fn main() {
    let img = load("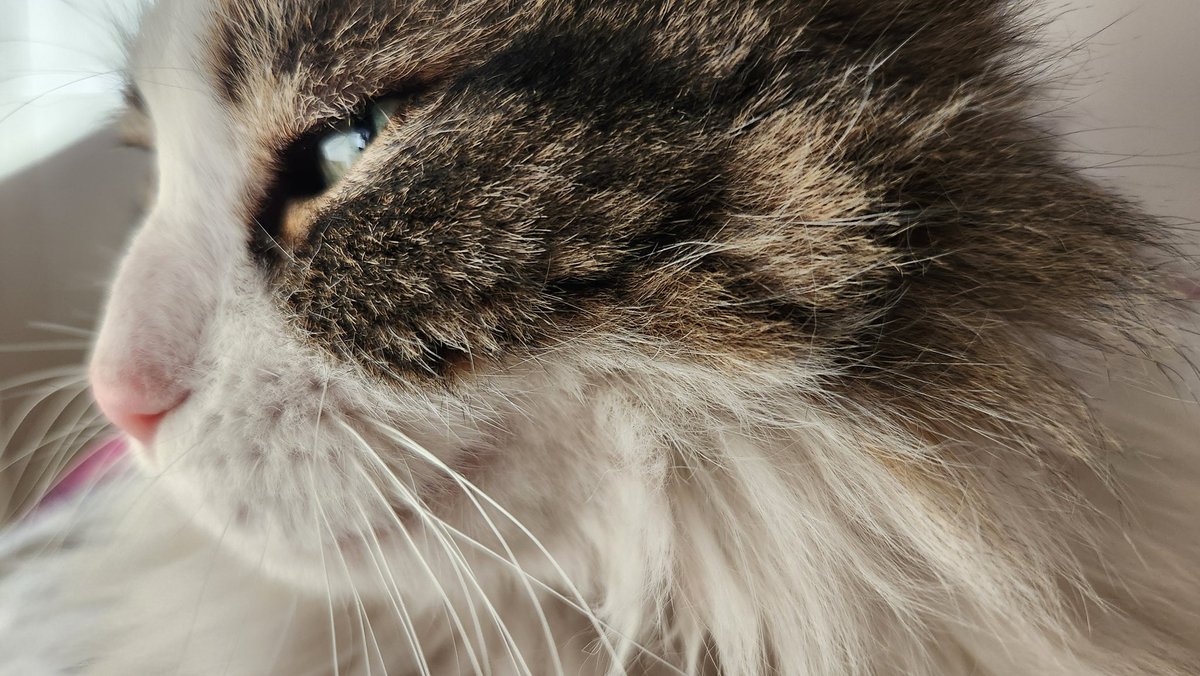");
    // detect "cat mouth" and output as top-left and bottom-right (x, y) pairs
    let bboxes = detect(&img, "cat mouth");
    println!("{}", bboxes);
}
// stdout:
(141, 381), (500, 562)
